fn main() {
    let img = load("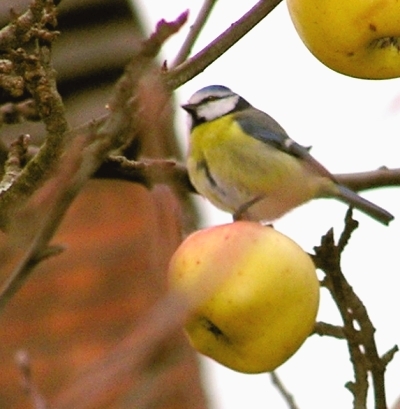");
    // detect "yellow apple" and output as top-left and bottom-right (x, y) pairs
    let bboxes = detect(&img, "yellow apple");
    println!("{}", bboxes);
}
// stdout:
(286, 0), (400, 79)
(168, 221), (319, 373)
